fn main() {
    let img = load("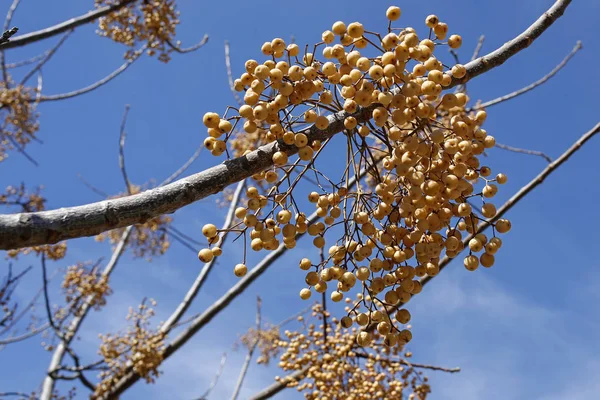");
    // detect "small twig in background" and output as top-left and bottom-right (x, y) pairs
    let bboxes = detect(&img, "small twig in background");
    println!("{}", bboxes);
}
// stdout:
(470, 35), (485, 61)
(224, 41), (243, 106)
(166, 34), (209, 54)
(494, 142), (553, 163)
(231, 296), (262, 400)
(194, 353), (228, 400)
(118, 105), (133, 194)
(20, 31), (72, 85)
(471, 41), (582, 111)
